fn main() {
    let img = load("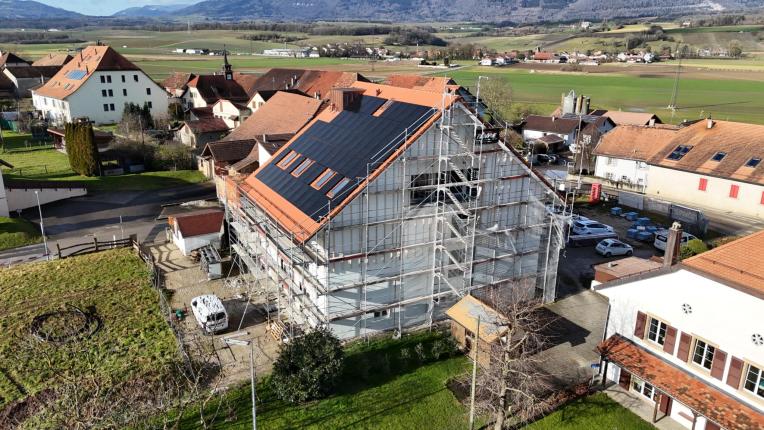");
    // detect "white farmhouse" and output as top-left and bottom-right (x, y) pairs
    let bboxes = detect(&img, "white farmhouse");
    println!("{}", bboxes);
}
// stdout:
(593, 124), (679, 192)
(168, 210), (224, 256)
(594, 229), (764, 430)
(32, 46), (169, 125)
